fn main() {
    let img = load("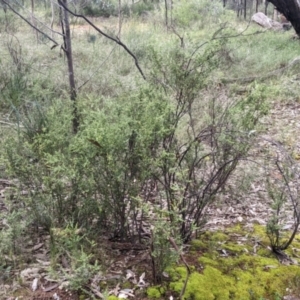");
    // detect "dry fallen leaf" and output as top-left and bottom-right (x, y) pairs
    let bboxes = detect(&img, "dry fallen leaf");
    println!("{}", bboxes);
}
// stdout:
(126, 269), (135, 280)
(31, 278), (38, 292)
(32, 242), (44, 252)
